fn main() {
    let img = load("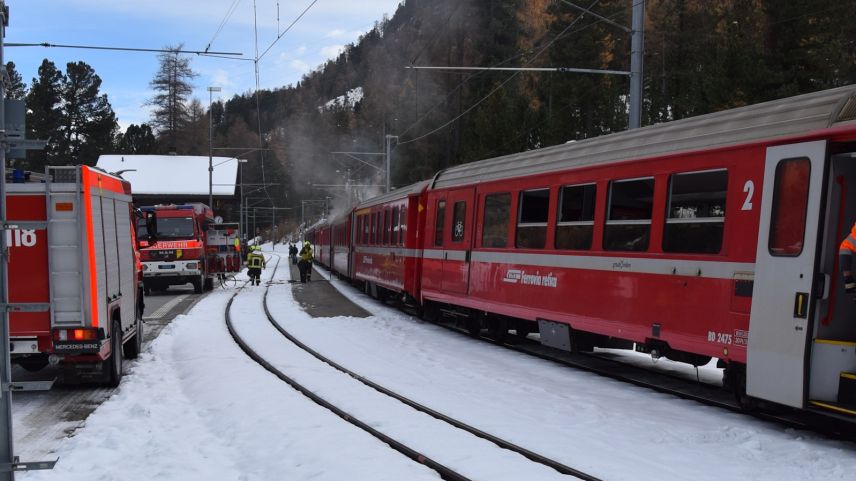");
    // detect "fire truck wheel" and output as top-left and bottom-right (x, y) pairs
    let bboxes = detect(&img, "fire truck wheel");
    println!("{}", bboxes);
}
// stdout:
(104, 320), (123, 387)
(204, 276), (214, 291)
(124, 320), (143, 360)
(192, 275), (204, 294)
